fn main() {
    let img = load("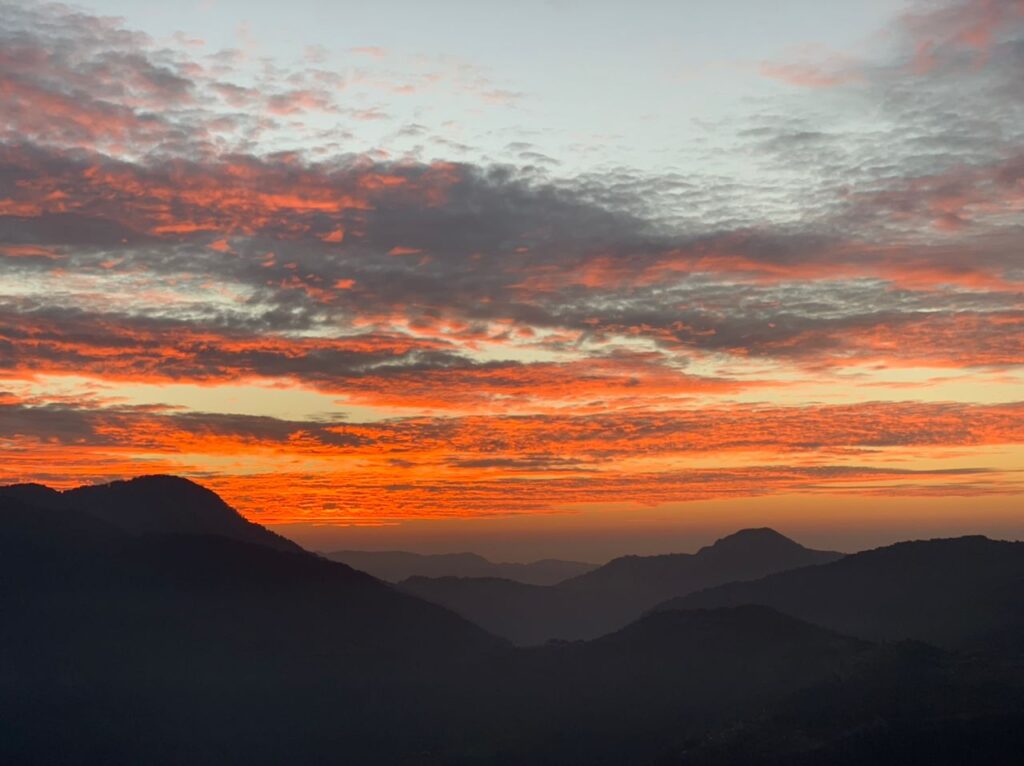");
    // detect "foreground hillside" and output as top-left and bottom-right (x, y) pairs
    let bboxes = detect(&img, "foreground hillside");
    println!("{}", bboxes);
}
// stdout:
(3, 476), (1024, 765)
(1, 477), (503, 764)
